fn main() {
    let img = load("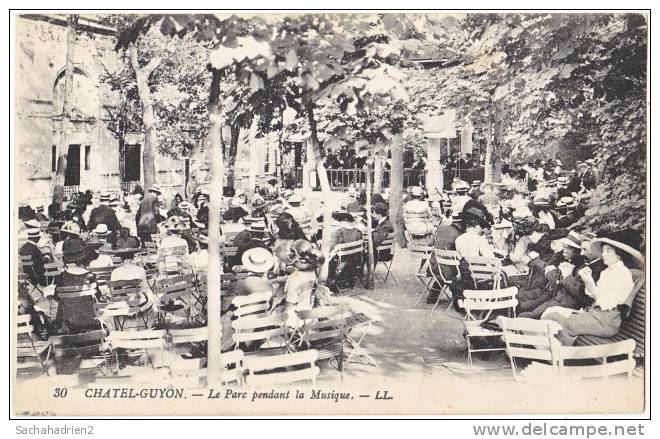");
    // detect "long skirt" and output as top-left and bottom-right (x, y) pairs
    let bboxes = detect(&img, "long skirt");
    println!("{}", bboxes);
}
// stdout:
(542, 307), (622, 345)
